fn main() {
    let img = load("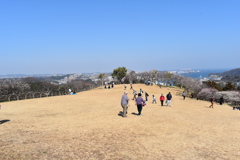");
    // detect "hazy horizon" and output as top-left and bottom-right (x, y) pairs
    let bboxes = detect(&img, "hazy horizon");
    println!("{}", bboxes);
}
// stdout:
(0, 67), (235, 76)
